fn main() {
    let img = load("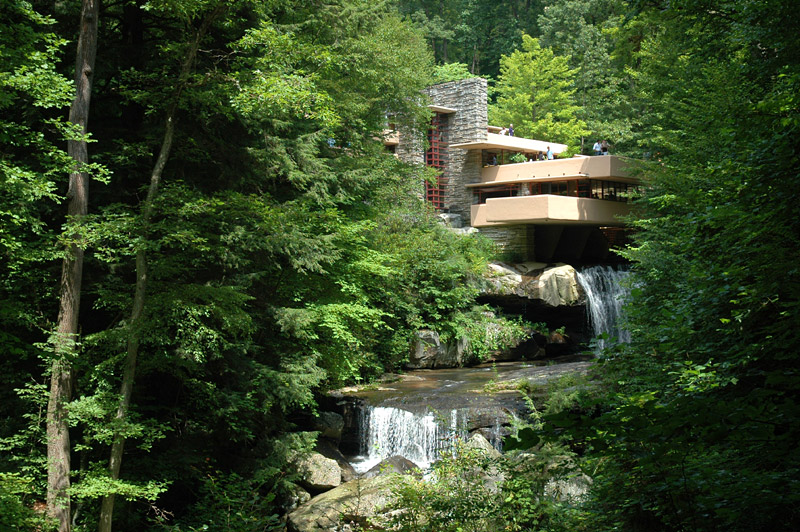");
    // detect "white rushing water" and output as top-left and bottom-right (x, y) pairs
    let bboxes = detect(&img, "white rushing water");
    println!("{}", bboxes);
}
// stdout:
(576, 265), (631, 350)
(352, 406), (468, 473)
